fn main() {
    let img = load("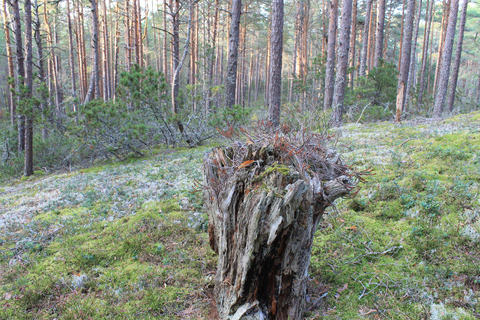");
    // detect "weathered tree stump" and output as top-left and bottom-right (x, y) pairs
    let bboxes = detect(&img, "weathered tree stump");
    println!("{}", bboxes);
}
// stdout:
(203, 129), (356, 319)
